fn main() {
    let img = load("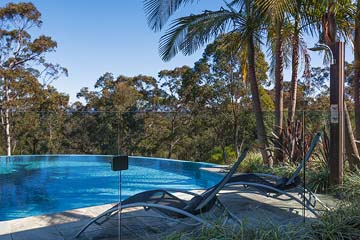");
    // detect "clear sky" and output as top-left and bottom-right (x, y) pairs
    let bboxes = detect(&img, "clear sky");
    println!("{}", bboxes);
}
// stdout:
(1, 0), (354, 103)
